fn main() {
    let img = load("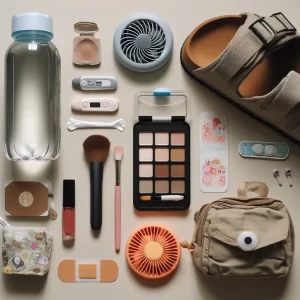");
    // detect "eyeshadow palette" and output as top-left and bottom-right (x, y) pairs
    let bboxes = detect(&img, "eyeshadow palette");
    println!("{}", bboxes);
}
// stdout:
(133, 89), (190, 211)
